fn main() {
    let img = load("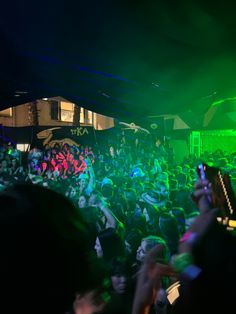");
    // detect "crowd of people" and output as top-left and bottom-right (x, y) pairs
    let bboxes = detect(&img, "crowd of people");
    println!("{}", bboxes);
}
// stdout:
(0, 137), (236, 314)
